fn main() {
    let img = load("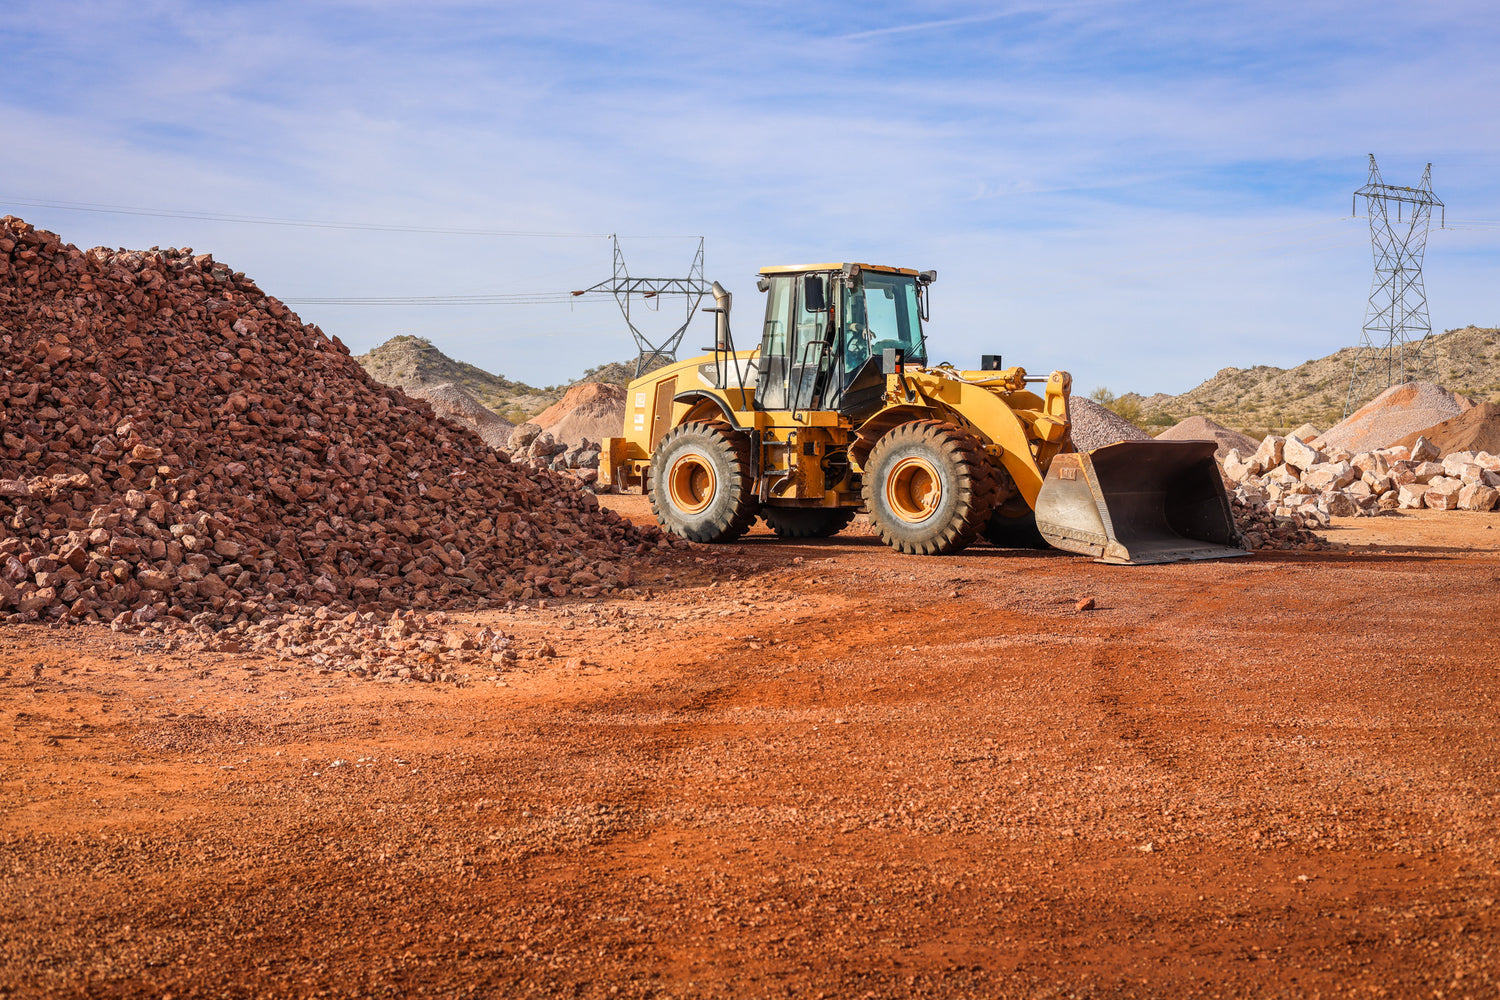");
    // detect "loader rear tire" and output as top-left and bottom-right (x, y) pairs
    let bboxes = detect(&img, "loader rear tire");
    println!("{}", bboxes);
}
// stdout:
(648, 421), (759, 543)
(863, 420), (998, 555)
(761, 507), (858, 539)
